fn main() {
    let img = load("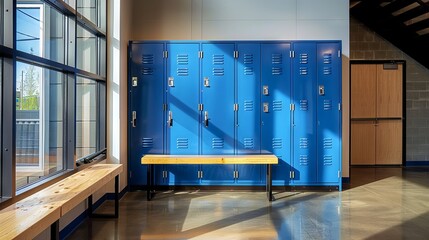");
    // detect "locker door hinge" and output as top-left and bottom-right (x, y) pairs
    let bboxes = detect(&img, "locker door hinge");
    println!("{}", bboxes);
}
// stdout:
(290, 104), (295, 111)
(338, 103), (342, 111)
(163, 104), (167, 111)
(163, 170), (168, 179)
(199, 51), (203, 59)
(338, 50), (341, 58)
(198, 104), (204, 111)
(290, 51), (295, 58)
(129, 171), (132, 178)
(234, 51), (239, 59)
(163, 51), (168, 58)
(234, 104), (239, 111)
